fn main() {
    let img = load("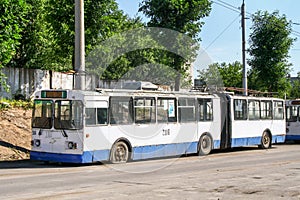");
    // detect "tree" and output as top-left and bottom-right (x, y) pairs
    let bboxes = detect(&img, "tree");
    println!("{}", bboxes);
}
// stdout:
(248, 11), (295, 97)
(139, 0), (212, 90)
(289, 72), (300, 99)
(45, 0), (140, 72)
(0, 0), (30, 90)
(7, 0), (54, 70)
(197, 61), (243, 89)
